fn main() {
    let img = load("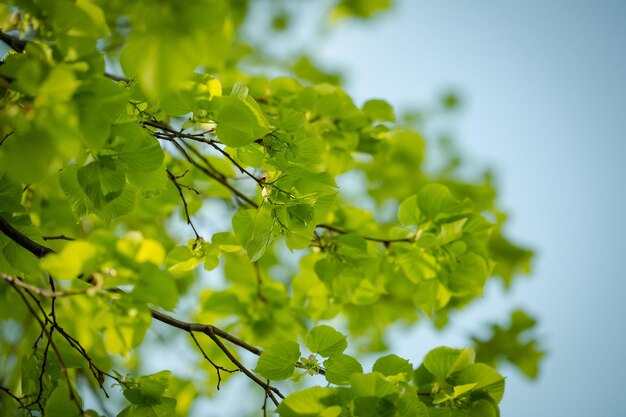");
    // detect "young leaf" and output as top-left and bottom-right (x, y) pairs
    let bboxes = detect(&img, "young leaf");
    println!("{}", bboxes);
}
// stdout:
(423, 347), (476, 380)
(305, 325), (348, 358)
(372, 354), (413, 381)
(254, 341), (300, 380)
(323, 354), (363, 385)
